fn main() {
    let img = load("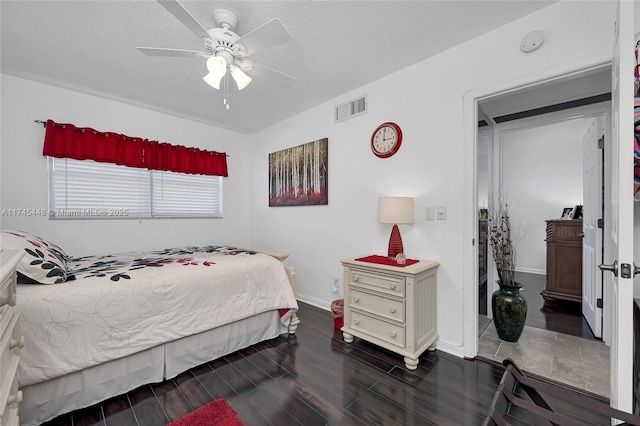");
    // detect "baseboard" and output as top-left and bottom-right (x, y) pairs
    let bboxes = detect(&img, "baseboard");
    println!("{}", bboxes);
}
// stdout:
(434, 340), (465, 359)
(295, 293), (331, 311)
(515, 267), (545, 276)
